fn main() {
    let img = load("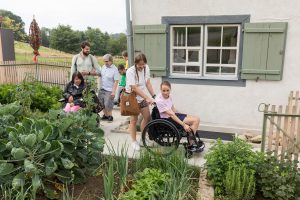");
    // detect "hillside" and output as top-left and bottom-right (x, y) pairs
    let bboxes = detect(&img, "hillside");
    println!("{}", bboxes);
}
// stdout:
(14, 41), (73, 62)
